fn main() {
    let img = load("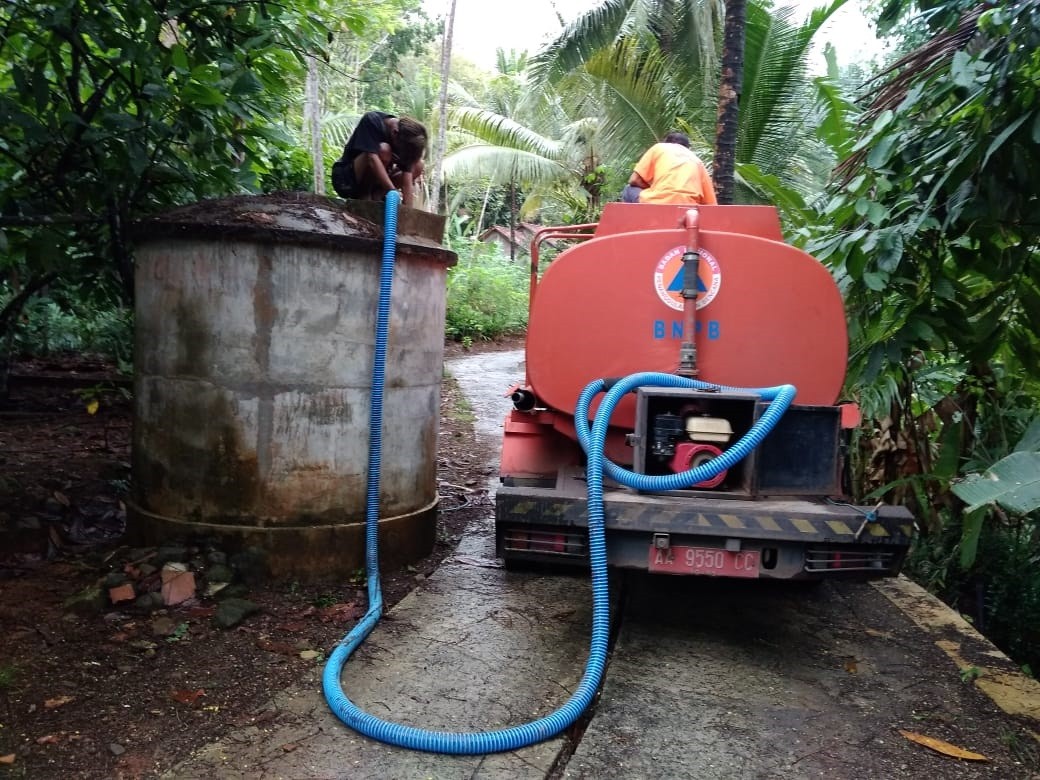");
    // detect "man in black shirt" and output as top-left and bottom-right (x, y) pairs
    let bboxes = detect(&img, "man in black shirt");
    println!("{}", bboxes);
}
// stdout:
(331, 111), (428, 207)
